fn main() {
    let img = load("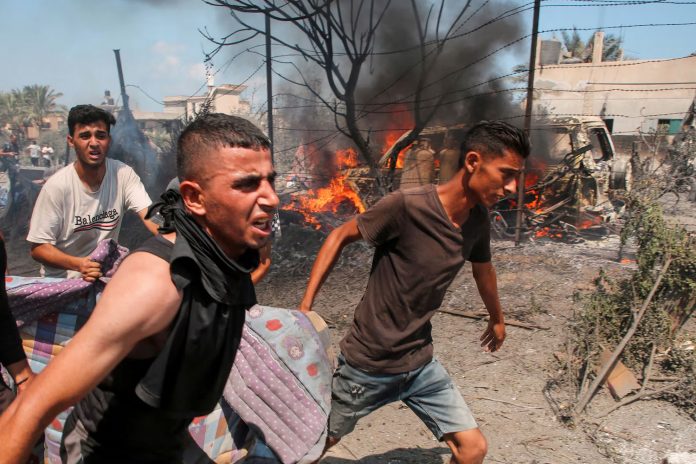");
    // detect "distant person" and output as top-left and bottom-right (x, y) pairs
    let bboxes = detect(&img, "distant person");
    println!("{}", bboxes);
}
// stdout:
(26, 140), (41, 167)
(400, 137), (435, 189)
(41, 143), (54, 167)
(0, 113), (279, 462)
(0, 135), (19, 171)
(300, 121), (530, 464)
(438, 133), (460, 184)
(1, 134), (19, 158)
(26, 105), (158, 280)
(0, 233), (35, 413)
